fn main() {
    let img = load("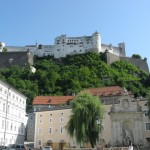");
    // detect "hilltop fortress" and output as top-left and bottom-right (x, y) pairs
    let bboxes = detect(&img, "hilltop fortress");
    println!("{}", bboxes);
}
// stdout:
(0, 32), (125, 58)
(0, 32), (149, 73)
